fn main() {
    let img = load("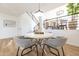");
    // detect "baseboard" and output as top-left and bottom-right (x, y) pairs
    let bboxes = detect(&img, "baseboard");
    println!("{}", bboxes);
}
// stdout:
(66, 44), (79, 48)
(0, 37), (13, 40)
